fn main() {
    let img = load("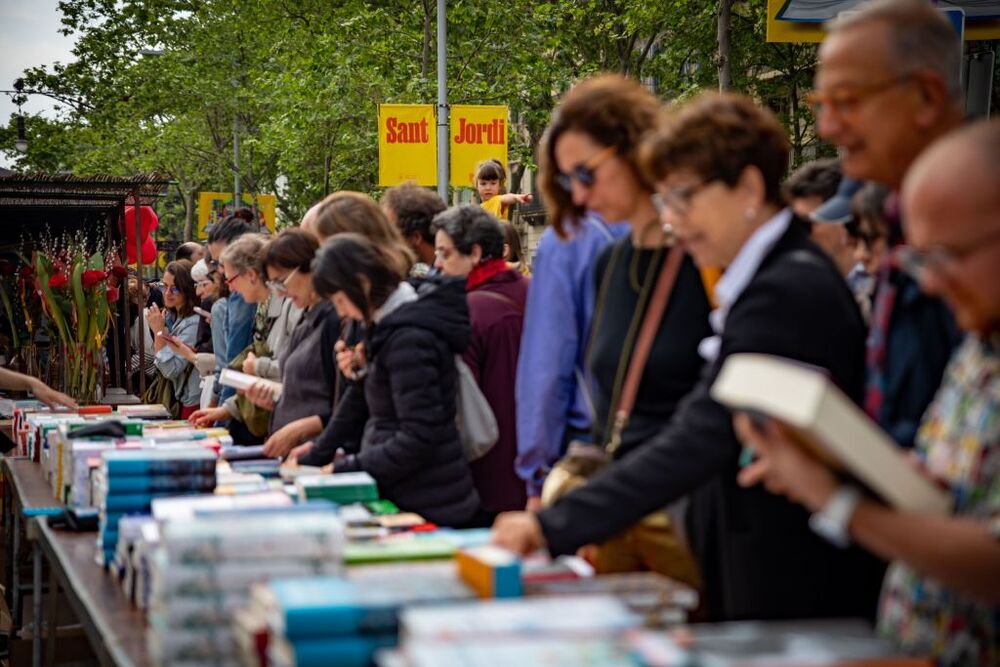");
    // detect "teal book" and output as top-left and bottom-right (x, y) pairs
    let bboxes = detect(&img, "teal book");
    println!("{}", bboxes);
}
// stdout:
(260, 573), (472, 640)
(103, 449), (216, 476)
(104, 489), (207, 511)
(296, 472), (378, 504)
(269, 635), (396, 667)
(105, 474), (217, 494)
